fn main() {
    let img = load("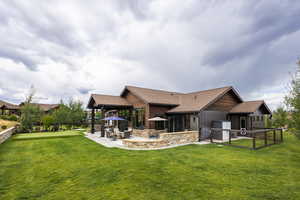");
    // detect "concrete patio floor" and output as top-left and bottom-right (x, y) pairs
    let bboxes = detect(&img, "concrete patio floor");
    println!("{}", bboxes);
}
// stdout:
(85, 132), (211, 151)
